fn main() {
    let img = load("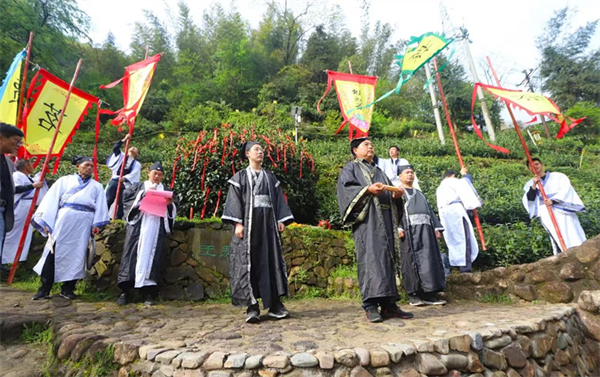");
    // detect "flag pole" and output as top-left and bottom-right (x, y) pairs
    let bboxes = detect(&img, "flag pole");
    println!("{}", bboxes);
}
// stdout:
(433, 58), (487, 250)
(485, 56), (567, 252)
(111, 46), (149, 220)
(8, 59), (84, 284)
(16, 31), (33, 126)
